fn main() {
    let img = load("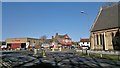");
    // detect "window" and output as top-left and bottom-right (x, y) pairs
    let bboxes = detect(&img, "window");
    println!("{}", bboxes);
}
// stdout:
(100, 34), (102, 45)
(83, 42), (84, 44)
(63, 40), (65, 42)
(65, 39), (68, 43)
(96, 35), (99, 45)
(112, 33), (114, 38)
(111, 32), (114, 45)
(68, 40), (71, 42)
(87, 42), (89, 44)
